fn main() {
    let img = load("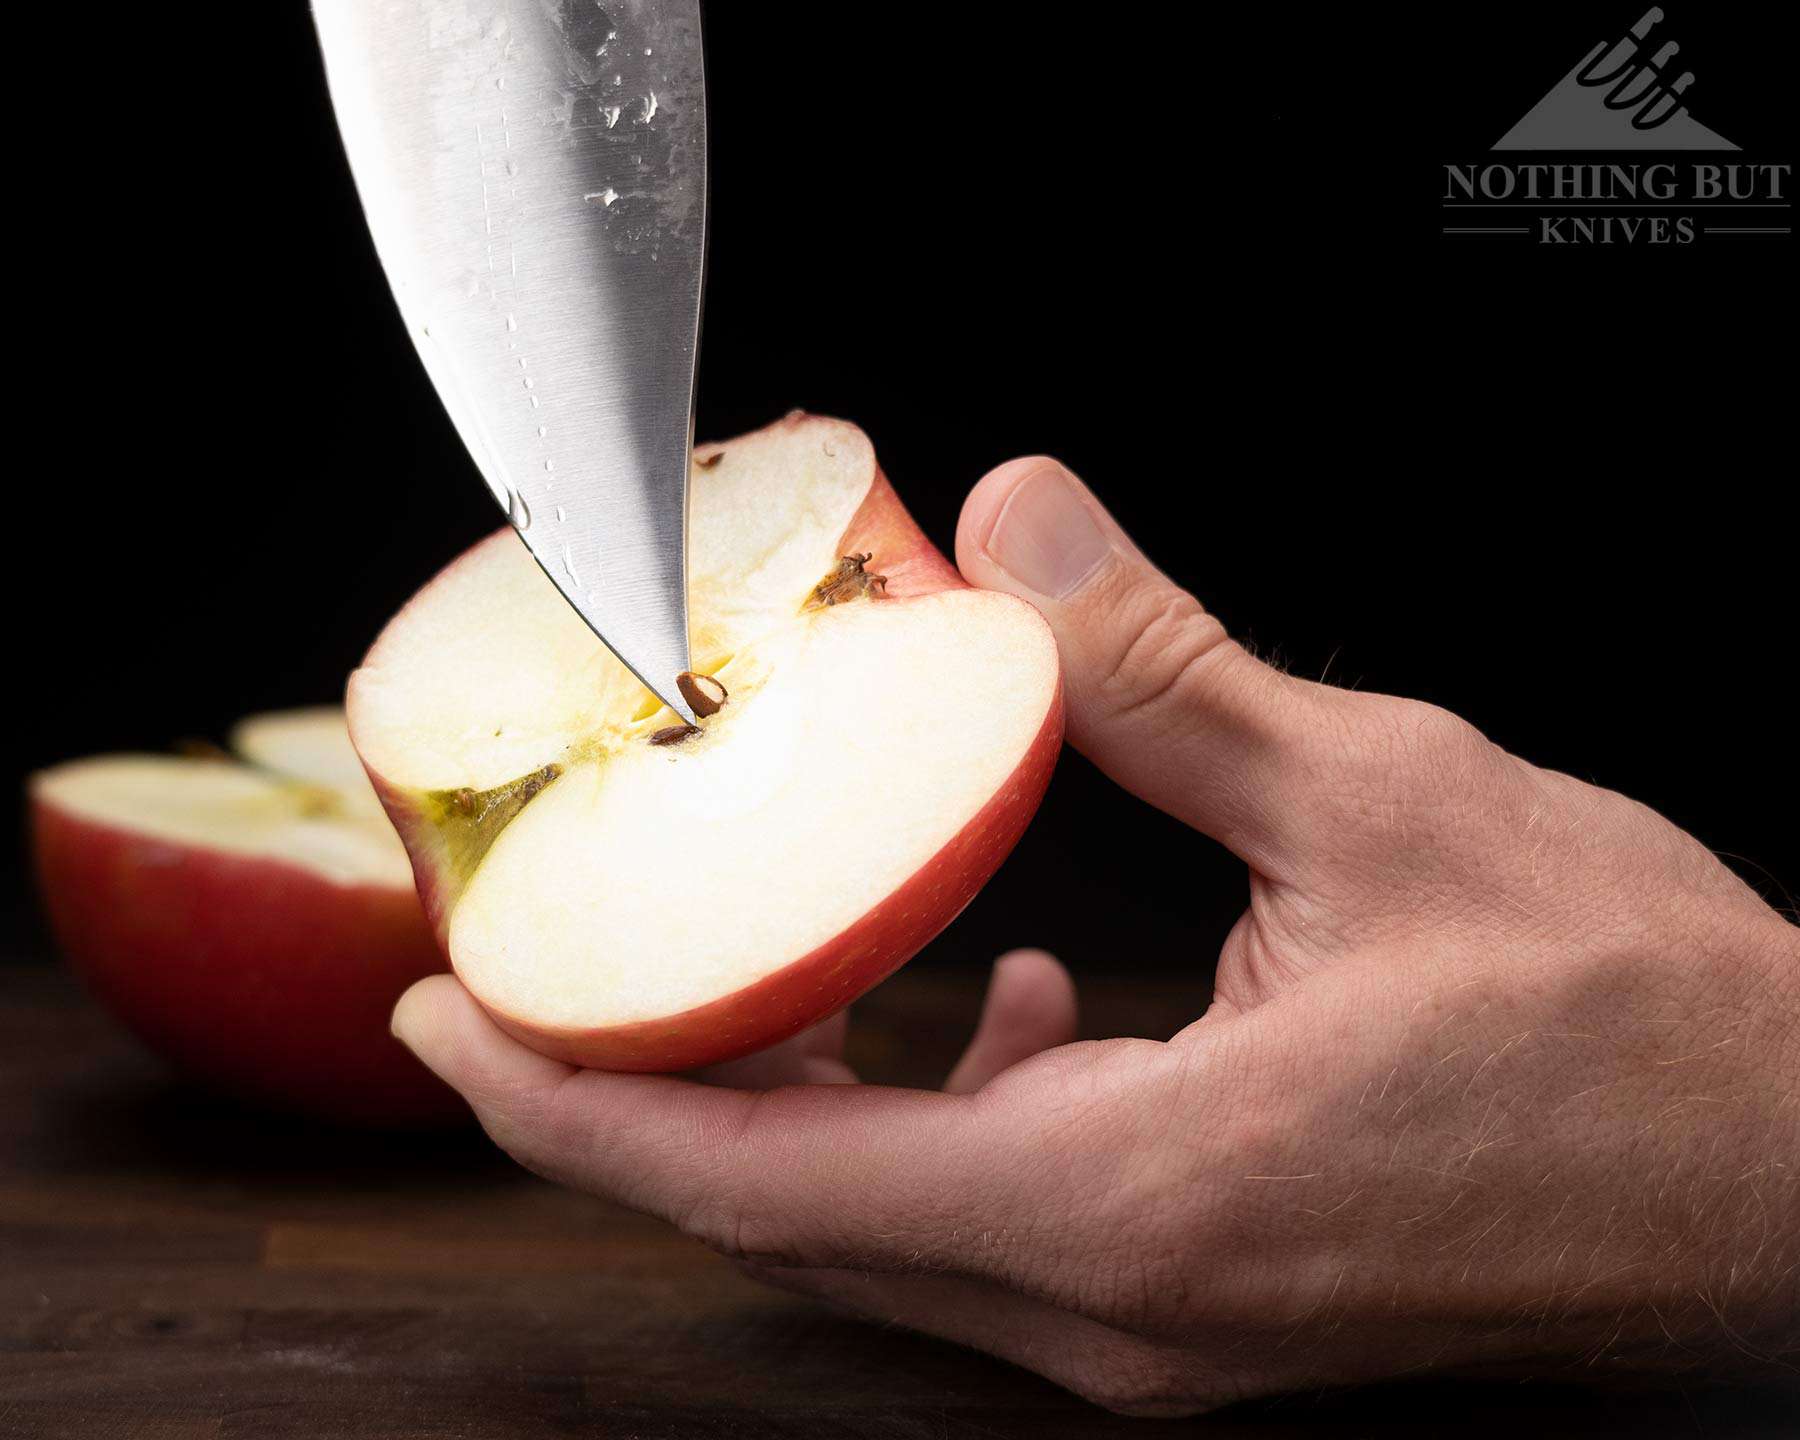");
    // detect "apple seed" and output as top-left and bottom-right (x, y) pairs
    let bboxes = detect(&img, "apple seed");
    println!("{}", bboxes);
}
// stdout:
(677, 670), (729, 718)
(649, 723), (701, 747)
